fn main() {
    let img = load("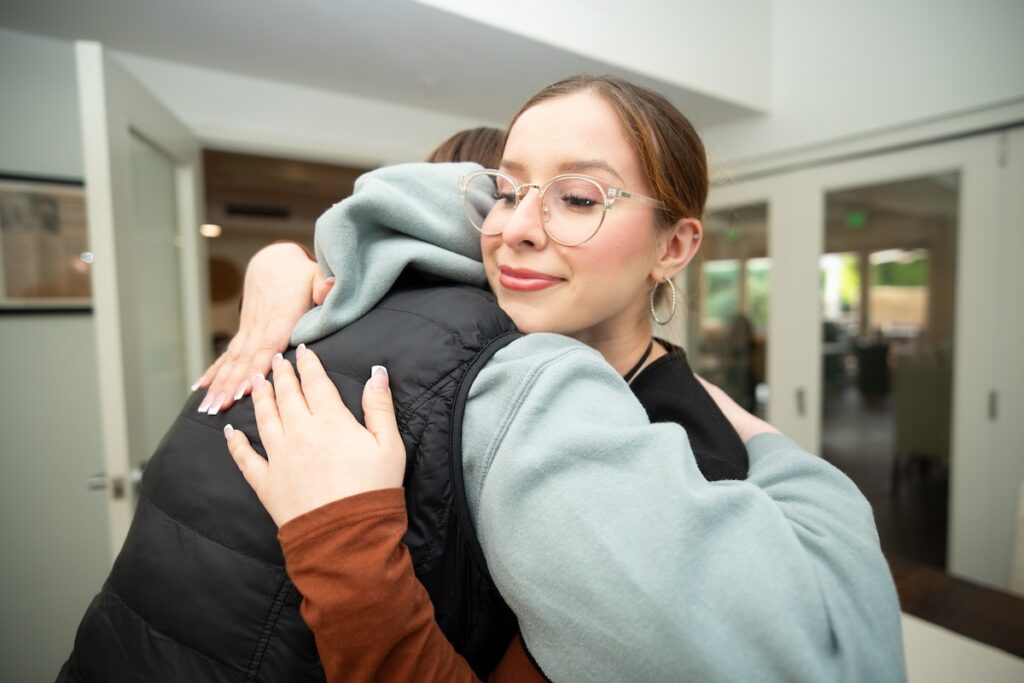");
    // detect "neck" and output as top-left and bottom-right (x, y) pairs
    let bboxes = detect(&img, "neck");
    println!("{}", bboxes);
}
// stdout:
(572, 324), (662, 378)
